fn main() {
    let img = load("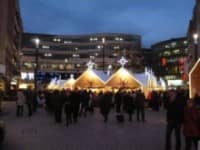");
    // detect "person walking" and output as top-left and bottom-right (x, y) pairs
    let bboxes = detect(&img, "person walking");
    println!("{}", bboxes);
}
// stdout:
(64, 90), (72, 126)
(165, 90), (185, 150)
(99, 92), (112, 123)
(16, 90), (26, 116)
(124, 92), (135, 122)
(183, 100), (200, 150)
(135, 90), (146, 122)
